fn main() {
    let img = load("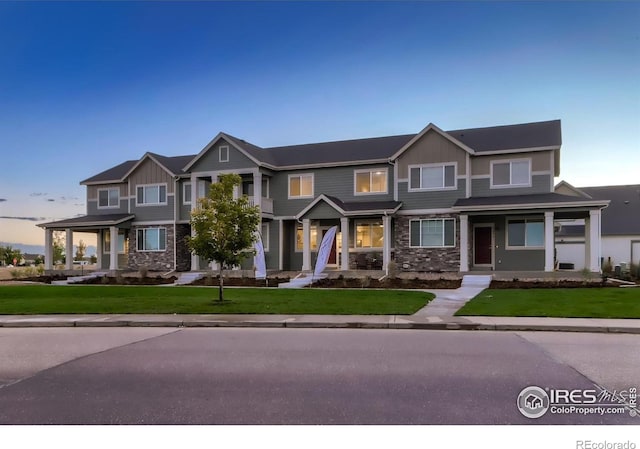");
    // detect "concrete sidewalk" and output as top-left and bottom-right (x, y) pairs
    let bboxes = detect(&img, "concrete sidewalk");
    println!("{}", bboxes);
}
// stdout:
(0, 313), (639, 334)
